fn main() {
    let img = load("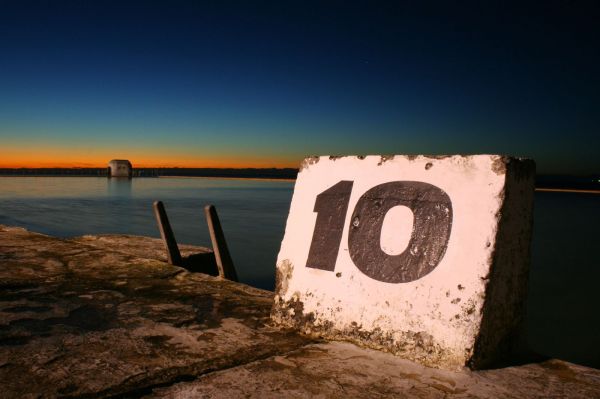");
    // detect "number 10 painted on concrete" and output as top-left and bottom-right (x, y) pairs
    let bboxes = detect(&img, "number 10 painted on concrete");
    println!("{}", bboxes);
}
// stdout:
(305, 180), (454, 284)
